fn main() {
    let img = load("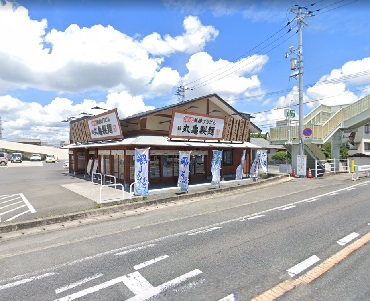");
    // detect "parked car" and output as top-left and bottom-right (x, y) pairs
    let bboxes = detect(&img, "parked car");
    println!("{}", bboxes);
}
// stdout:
(0, 152), (8, 166)
(45, 154), (57, 163)
(11, 155), (22, 163)
(63, 161), (69, 169)
(30, 154), (42, 161)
